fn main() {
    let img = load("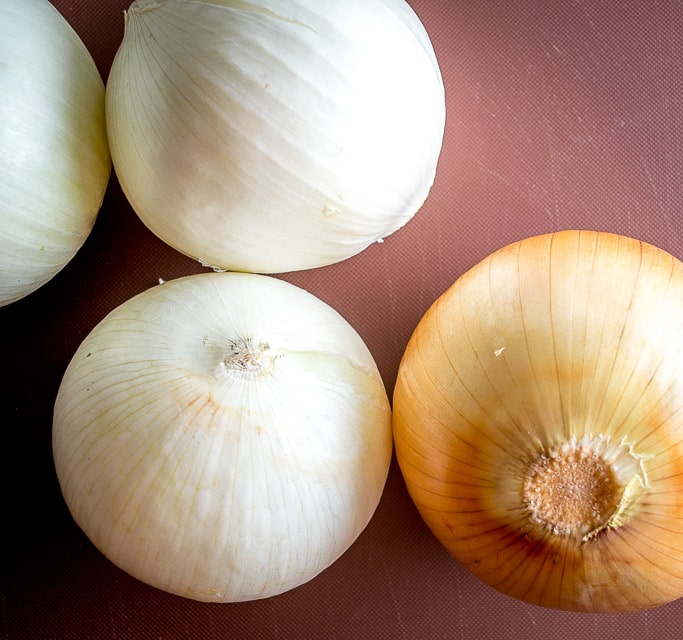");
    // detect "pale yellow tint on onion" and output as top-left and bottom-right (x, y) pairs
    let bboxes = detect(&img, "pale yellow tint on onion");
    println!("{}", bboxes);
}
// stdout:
(53, 272), (392, 602)
(105, 0), (445, 273)
(393, 230), (683, 612)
